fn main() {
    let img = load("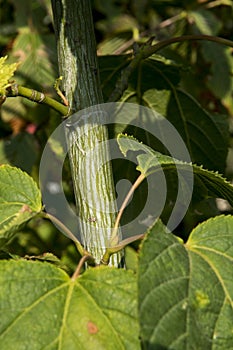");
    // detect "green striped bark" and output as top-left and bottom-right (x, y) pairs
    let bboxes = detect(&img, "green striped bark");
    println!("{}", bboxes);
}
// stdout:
(51, 0), (121, 265)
